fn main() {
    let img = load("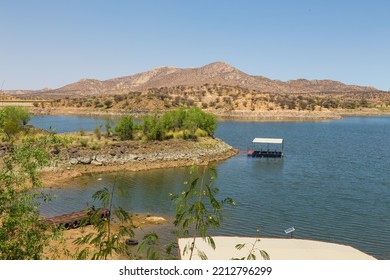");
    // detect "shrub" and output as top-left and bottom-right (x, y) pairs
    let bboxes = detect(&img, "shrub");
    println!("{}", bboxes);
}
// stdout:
(186, 107), (217, 136)
(104, 99), (113, 109)
(0, 106), (31, 140)
(194, 128), (208, 138)
(114, 115), (134, 140)
(115, 107), (217, 141)
(0, 139), (54, 259)
(104, 118), (114, 137)
(160, 107), (186, 131)
(142, 113), (164, 141)
(94, 125), (102, 140)
(91, 141), (101, 150)
(80, 138), (89, 147)
(113, 95), (125, 103)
